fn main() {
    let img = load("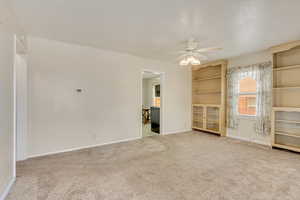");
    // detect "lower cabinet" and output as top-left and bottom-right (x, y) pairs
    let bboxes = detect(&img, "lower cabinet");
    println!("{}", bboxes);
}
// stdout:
(272, 107), (300, 152)
(192, 104), (222, 135)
